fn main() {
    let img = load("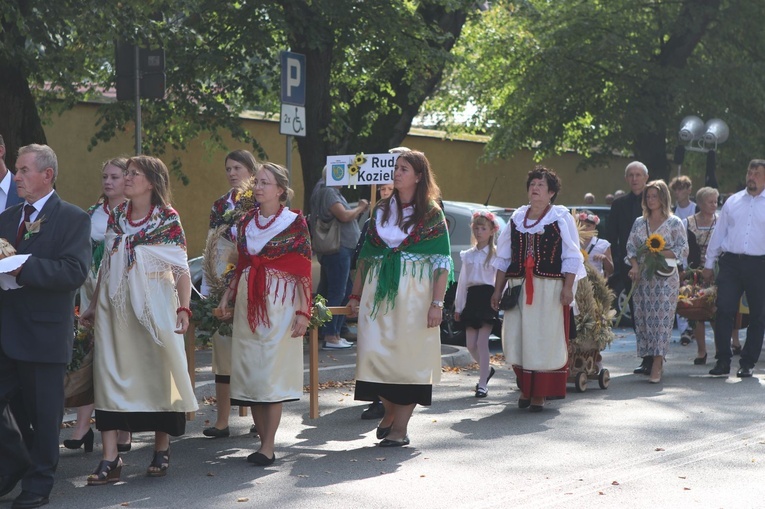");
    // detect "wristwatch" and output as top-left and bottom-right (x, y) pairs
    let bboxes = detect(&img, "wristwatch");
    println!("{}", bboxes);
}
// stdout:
(431, 300), (444, 309)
